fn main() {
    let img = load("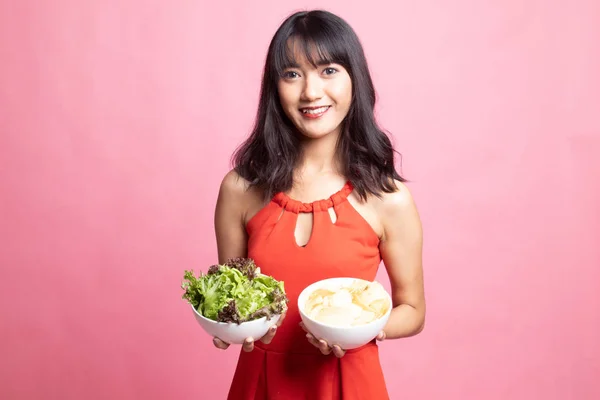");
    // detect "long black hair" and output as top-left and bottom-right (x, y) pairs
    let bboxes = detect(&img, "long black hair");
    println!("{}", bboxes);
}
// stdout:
(232, 9), (405, 201)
